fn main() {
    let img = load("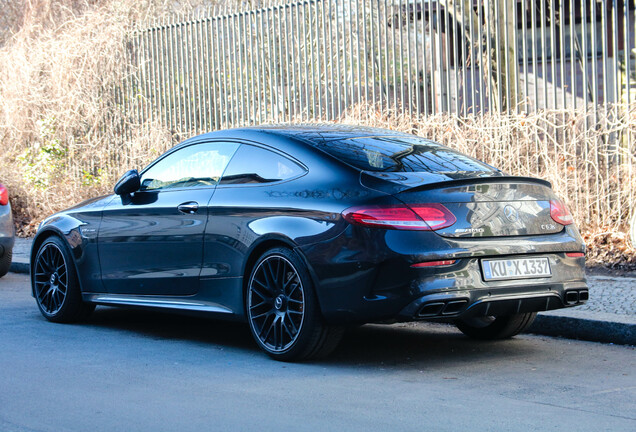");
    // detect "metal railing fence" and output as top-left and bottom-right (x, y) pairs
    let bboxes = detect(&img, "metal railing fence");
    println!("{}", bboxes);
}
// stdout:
(115, 0), (636, 229)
